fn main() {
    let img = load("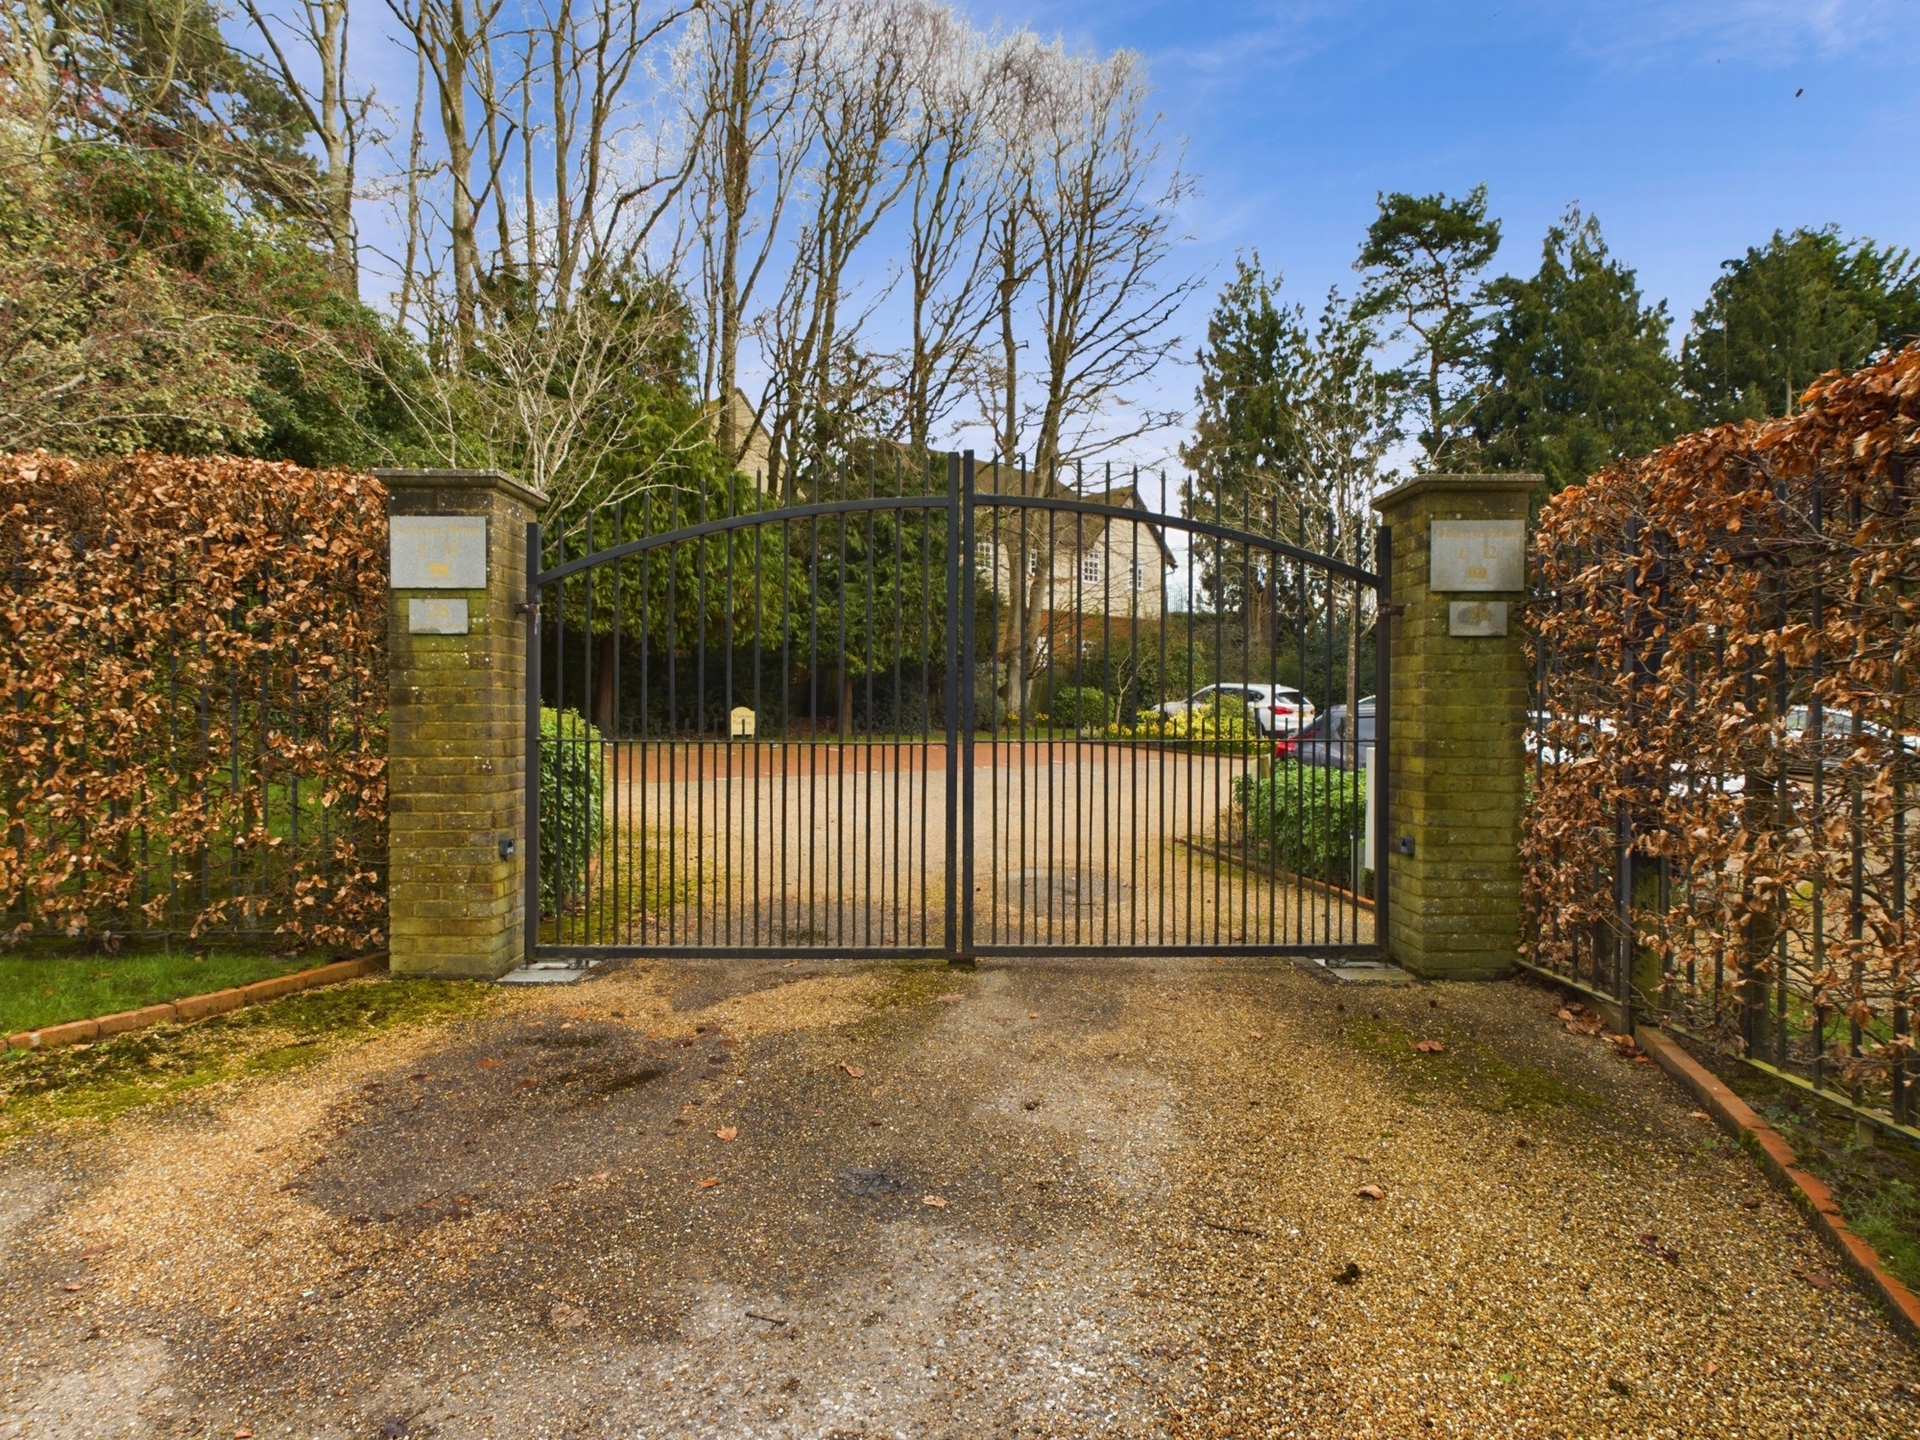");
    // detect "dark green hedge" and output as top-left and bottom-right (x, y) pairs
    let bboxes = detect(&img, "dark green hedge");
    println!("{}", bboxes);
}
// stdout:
(541, 707), (604, 912)
(1237, 762), (1365, 885)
